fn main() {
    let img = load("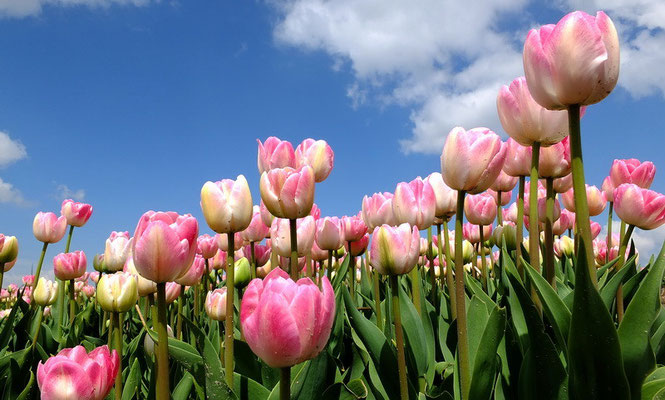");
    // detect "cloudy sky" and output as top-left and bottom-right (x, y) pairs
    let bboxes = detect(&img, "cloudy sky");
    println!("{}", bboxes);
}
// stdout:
(1, 0), (664, 284)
